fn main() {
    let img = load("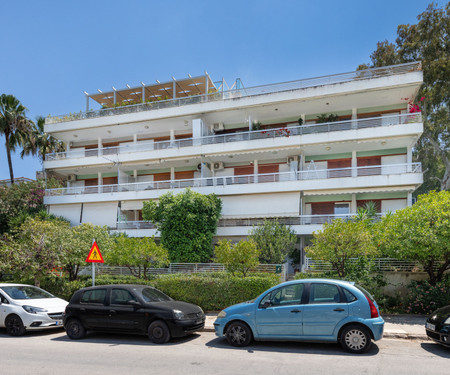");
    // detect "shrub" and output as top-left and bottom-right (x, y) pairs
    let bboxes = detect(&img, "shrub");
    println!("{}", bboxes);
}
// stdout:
(405, 278), (450, 314)
(214, 240), (260, 277)
(153, 273), (280, 311)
